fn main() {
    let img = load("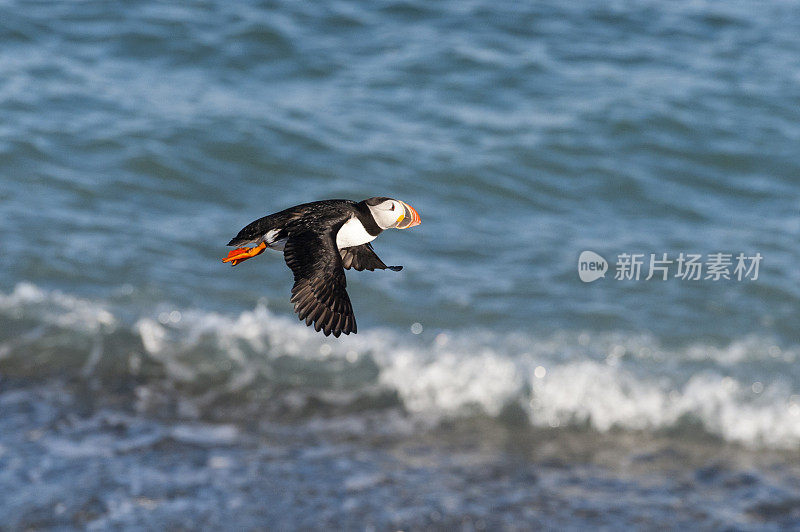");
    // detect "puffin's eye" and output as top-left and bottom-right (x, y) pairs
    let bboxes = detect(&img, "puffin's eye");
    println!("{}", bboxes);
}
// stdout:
(389, 204), (395, 211)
